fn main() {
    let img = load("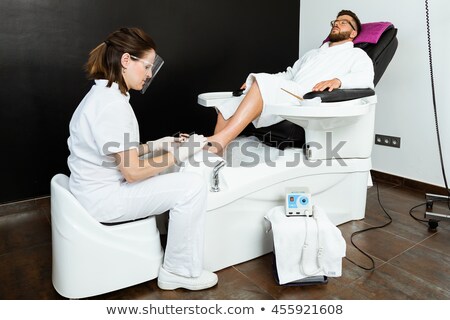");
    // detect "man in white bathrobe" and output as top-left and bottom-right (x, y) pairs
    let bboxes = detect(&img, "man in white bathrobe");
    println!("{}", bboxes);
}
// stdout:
(207, 10), (374, 154)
